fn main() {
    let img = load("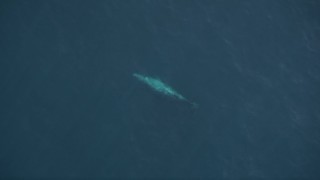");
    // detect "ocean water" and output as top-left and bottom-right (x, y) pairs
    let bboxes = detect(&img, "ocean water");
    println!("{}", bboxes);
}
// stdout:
(0, 0), (319, 178)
